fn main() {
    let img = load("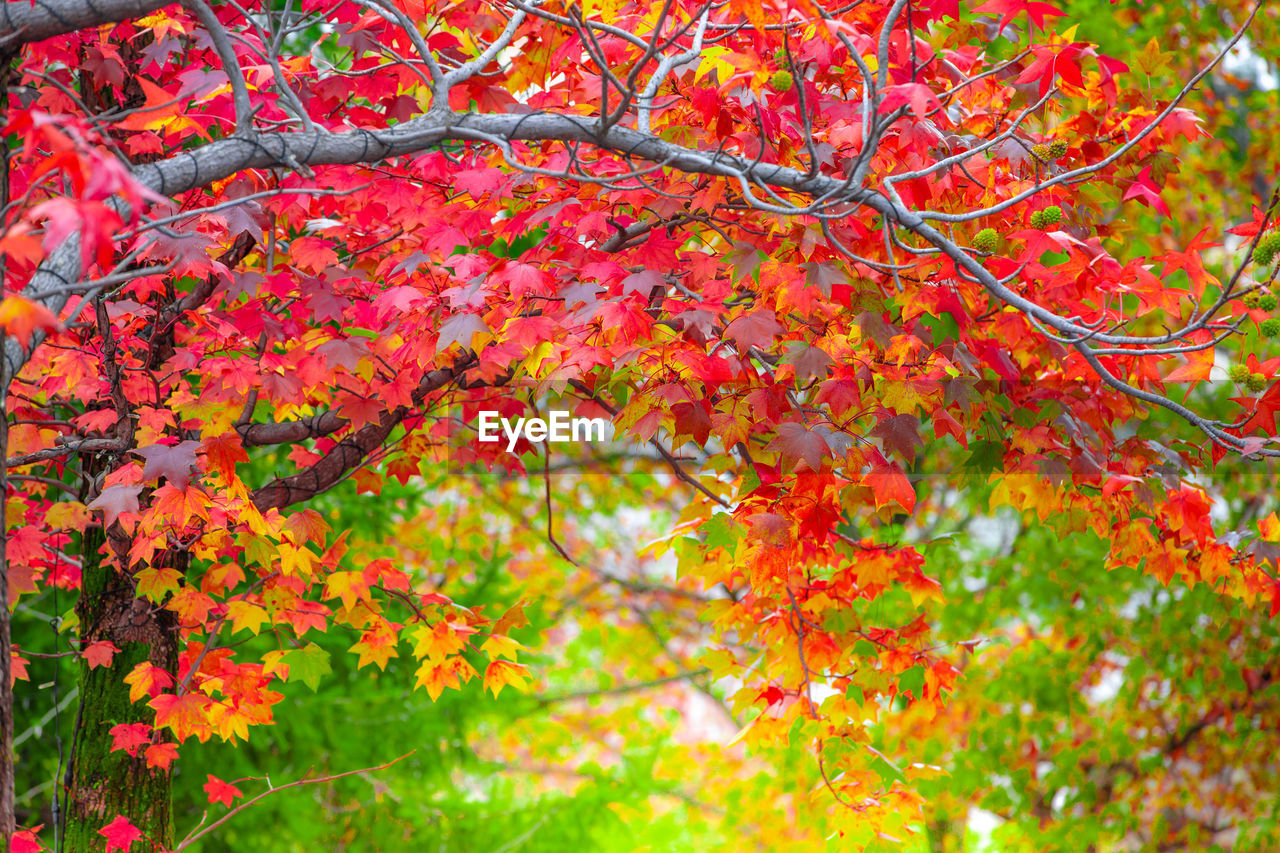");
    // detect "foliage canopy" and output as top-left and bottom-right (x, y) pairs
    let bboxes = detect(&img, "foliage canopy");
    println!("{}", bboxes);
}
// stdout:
(2, 0), (1280, 849)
